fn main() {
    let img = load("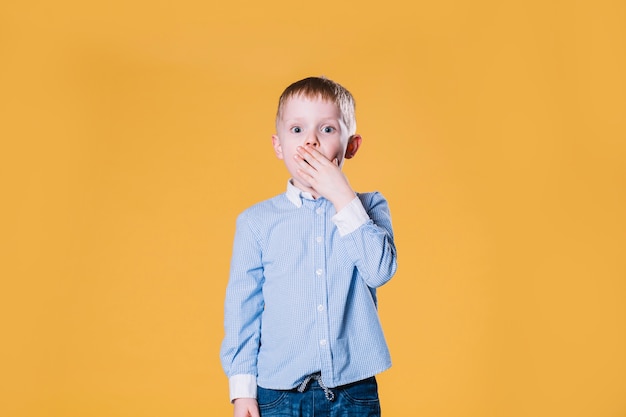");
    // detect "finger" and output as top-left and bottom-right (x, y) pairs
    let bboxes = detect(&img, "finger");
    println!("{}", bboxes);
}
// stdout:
(300, 145), (329, 165)
(296, 145), (317, 162)
(296, 168), (316, 184)
(294, 153), (317, 172)
(295, 148), (320, 170)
